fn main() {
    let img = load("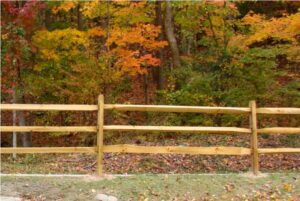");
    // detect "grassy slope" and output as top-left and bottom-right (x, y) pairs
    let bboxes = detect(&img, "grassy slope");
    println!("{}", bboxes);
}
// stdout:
(1, 173), (299, 201)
